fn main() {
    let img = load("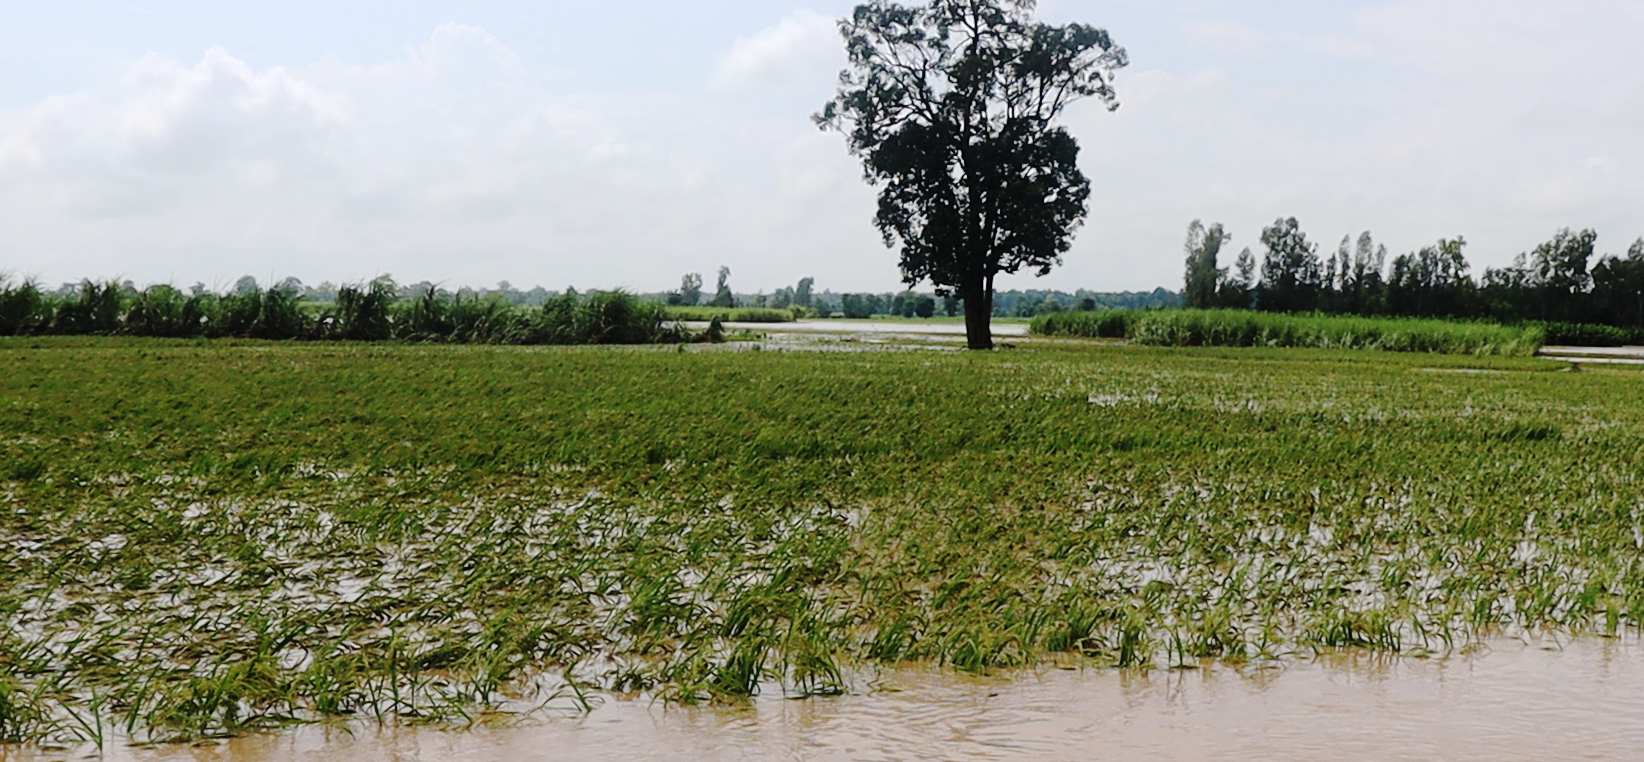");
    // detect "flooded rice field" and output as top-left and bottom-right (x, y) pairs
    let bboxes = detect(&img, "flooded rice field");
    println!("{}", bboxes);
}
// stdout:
(11, 637), (1642, 762)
